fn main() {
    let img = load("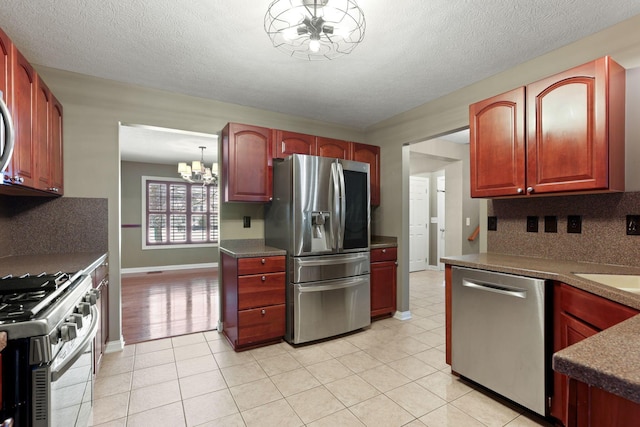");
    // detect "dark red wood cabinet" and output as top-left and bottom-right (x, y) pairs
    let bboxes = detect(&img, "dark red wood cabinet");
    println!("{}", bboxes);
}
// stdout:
(1, 27), (63, 196)
(221, 253), (286, 350)
(470, 56), (625, 198)
(272, 130), (316, 158)
(317, 136), (351, 159)
(370, 247), (397, 318)
(352, 143), (381, 206)
(221, 123), (273, 202)
(552, 283), (639, 427)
